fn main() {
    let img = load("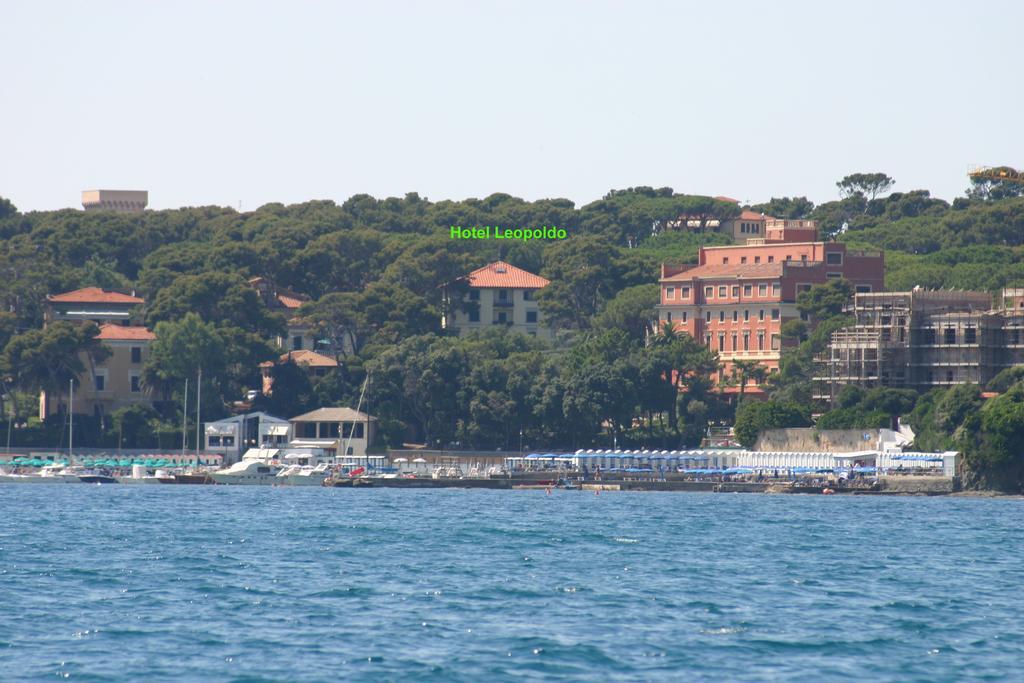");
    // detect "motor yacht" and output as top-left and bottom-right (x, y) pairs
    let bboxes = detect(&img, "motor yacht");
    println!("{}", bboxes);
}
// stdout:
(210, 458), (282, 485)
